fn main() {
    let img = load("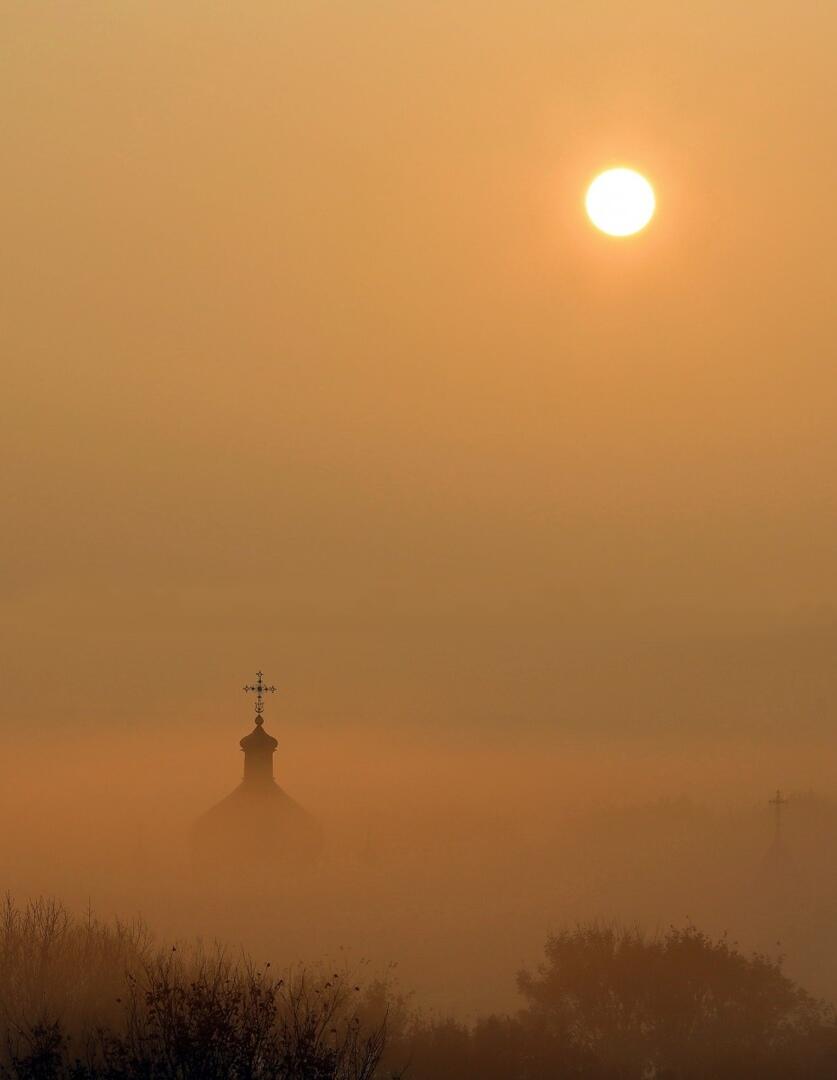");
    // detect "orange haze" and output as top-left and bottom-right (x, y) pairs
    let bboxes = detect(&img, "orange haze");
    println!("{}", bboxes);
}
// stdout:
(3, 0), (837, 1018)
